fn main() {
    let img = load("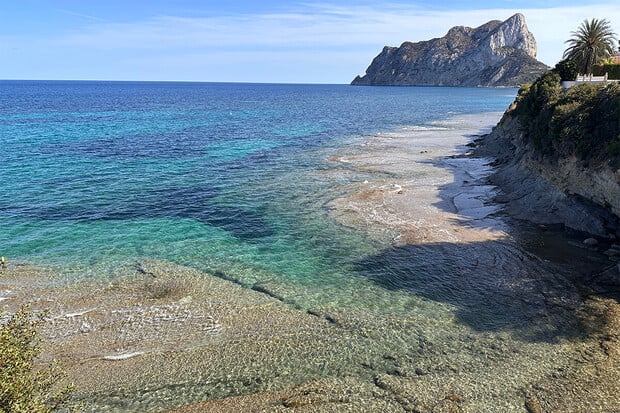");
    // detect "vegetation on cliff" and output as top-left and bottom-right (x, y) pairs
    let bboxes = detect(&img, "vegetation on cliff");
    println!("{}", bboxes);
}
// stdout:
(513, 72), (620, 166)
(593, 64), (620, 80)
